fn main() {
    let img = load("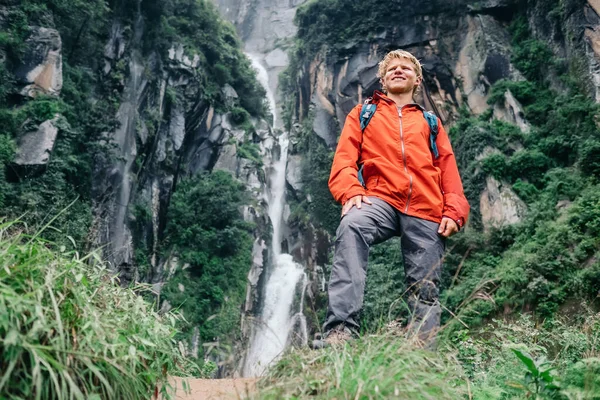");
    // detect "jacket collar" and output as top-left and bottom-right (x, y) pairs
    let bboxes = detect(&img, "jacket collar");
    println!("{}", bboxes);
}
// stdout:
(371, 90), (424, 111)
